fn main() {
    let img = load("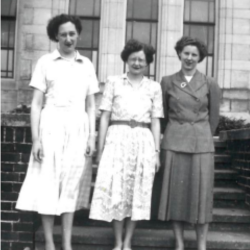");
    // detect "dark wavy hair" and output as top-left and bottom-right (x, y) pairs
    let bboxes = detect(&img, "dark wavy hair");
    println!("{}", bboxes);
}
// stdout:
(47, 14), (82, 42)
(174, 36), (208, 62)
(121, 39), (155, 64)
